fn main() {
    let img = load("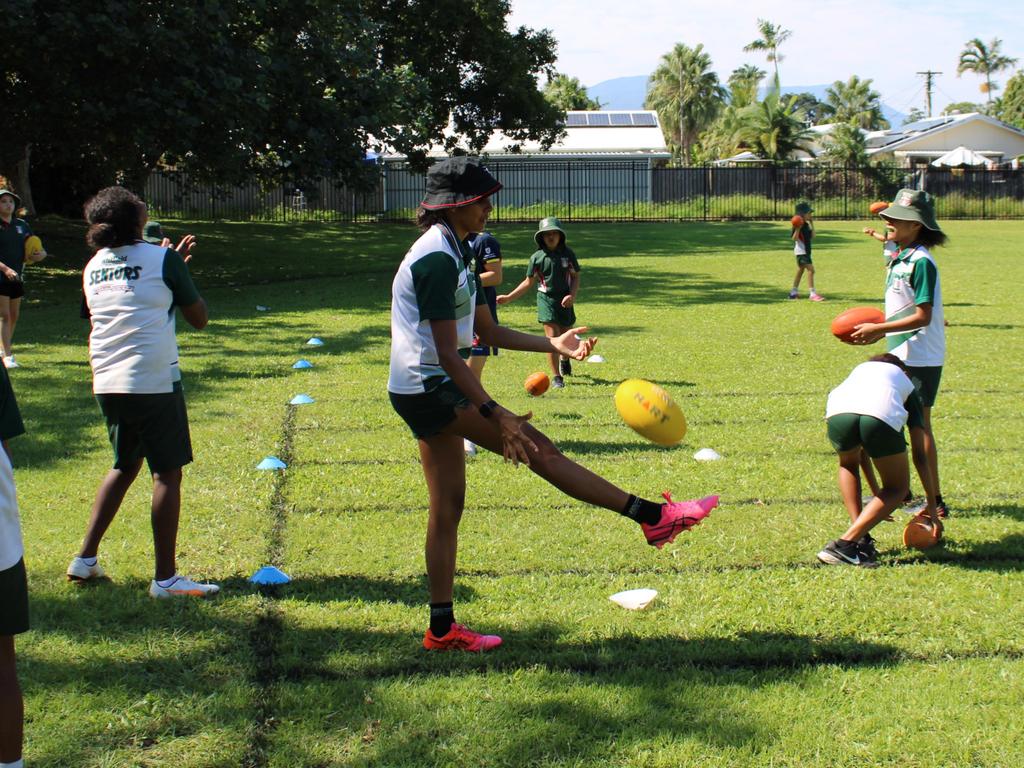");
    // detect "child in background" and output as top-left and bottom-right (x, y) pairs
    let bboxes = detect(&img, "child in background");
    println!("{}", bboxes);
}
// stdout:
(0, 363), (27, 768)
(497, 217), (580, 389)
(850, 189), (950, 518)
(788, 201), (824, 301)
(0, 182), (48, 369)
(463, 231), (503, 455)
(863, 201), (900, 265)
(818, 354), (938, 567)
